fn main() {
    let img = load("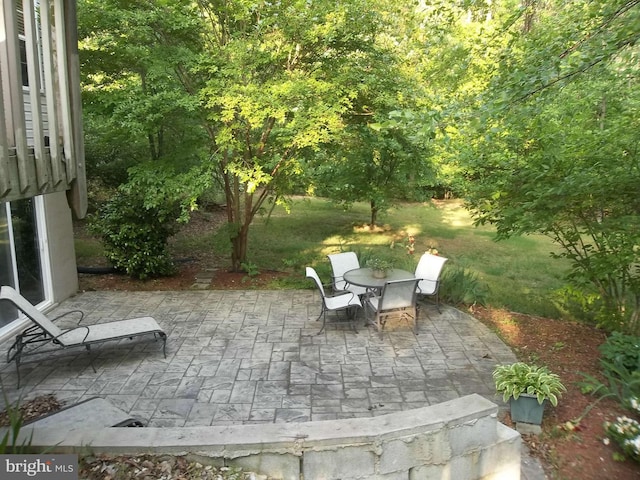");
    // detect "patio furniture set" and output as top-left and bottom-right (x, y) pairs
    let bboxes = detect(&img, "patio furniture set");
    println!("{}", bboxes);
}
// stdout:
(305, 251), (448, 338)
(0, 252), (447, 386)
